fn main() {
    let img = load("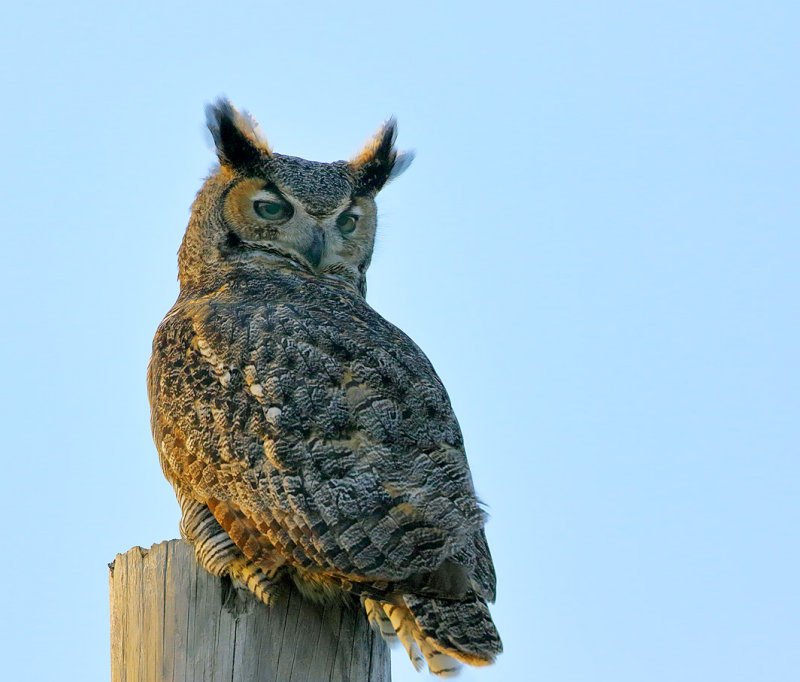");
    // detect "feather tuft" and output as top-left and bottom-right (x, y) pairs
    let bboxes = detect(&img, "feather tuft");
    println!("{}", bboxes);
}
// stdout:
(205, 97), (271, 168)
(350, 117), (413, 194)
